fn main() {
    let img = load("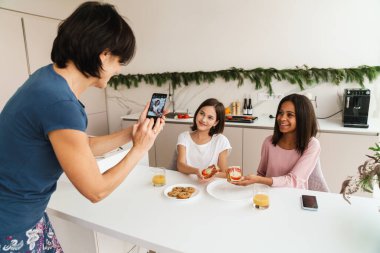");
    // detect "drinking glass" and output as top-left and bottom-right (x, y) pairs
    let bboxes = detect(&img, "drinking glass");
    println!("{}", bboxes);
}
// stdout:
(151, 167), (166, 187)
(253, 184), (270, 209)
